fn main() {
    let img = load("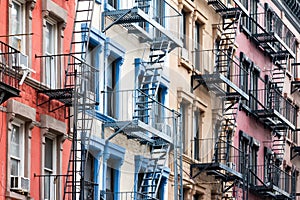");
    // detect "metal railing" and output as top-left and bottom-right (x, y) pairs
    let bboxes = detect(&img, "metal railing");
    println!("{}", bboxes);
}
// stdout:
(197, 49), (248, 93)
(191, 138), (244, 173)
(248, 11), (296, 54)
(35, 54), (98, 93)
(101, 89), (179, 137)
(102, 191), (157, 200)
(192, 49), (216, 73)
(249, 87), (297, 125)
(0, 41), (21, 89)
(254, 164), (293, 194)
